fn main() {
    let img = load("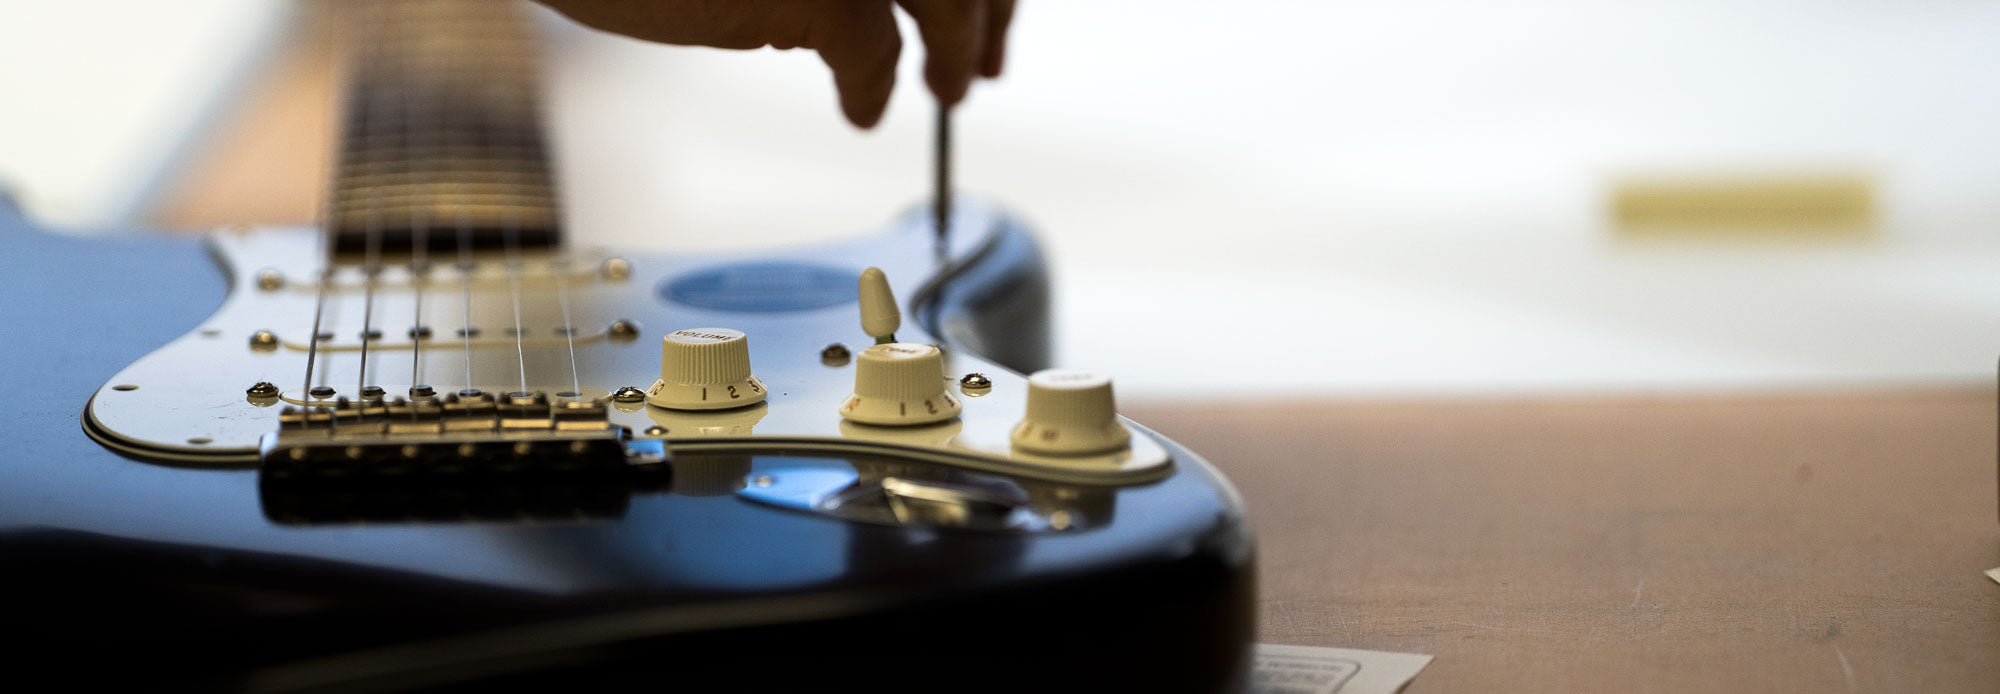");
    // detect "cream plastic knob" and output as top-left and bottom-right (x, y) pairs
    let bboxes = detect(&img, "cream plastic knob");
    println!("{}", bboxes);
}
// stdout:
(859, 266), (900, 343)
(838, 343), (960, 425)
(1011, 369), (1131, 455)
(646, 327), (768, 411)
